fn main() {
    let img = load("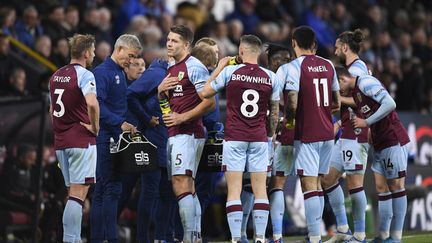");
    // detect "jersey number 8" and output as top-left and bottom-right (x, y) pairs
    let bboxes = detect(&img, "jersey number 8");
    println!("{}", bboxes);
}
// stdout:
(240, 89), (259, 118)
